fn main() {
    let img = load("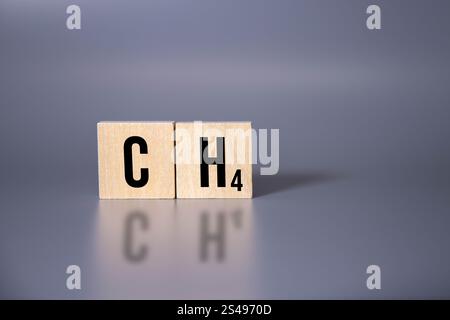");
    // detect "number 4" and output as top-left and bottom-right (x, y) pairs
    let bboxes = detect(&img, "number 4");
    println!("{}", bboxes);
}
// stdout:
(231, 169), (243, 191)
